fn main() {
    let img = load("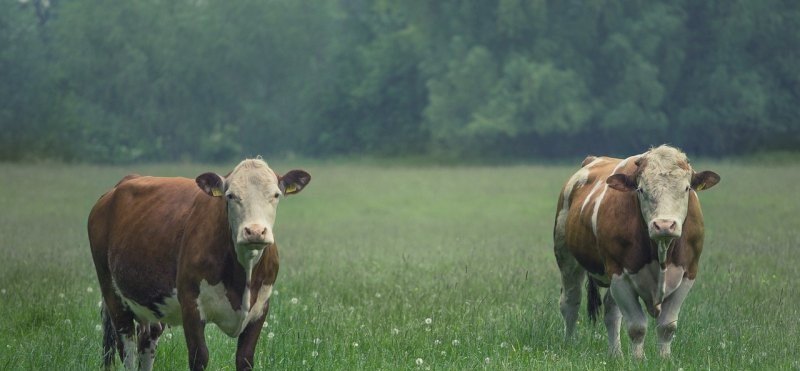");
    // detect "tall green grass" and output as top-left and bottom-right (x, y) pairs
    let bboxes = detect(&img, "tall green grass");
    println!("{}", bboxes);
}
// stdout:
(0, 161), (797, 369)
